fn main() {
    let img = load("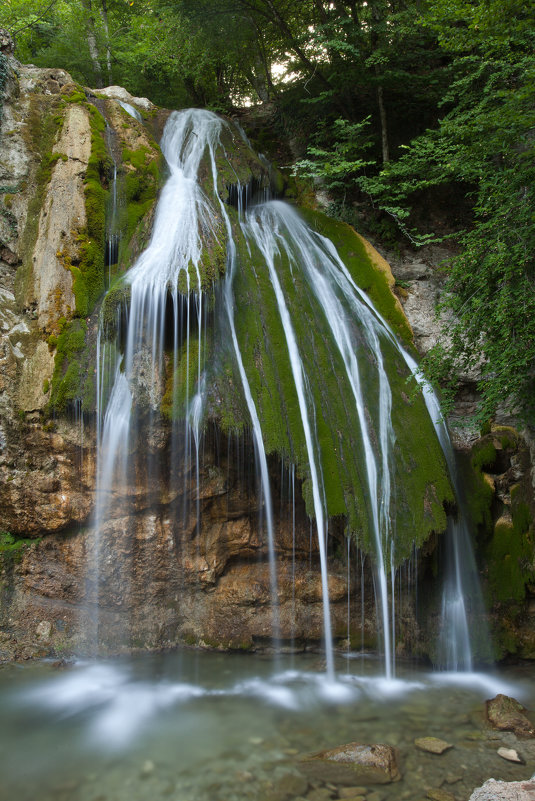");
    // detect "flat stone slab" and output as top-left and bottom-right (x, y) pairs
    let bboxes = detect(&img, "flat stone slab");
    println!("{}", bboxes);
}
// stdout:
(469, 778), (535, 800)
(486, 695), (535, 737)
(415, 736), (453, 754)
(302, 742), (401, 786)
